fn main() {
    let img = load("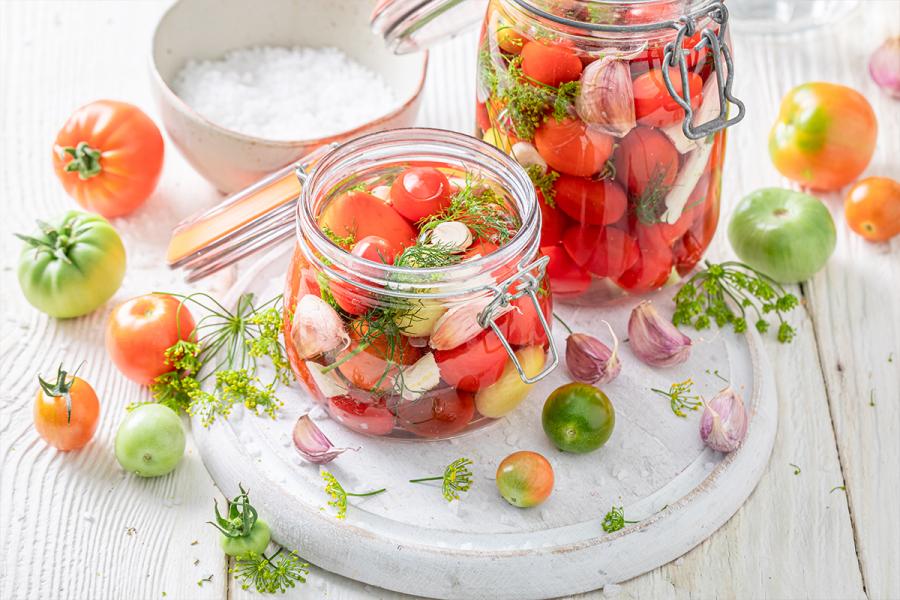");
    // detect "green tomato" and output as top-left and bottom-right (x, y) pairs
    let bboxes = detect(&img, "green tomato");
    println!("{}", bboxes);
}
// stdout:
(728, 188), (836, 283)
(115, 404), (186, 477)
(542, 383), (615, 453)
(220, 519), (271, 558)
(17, 210), (126, 318)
